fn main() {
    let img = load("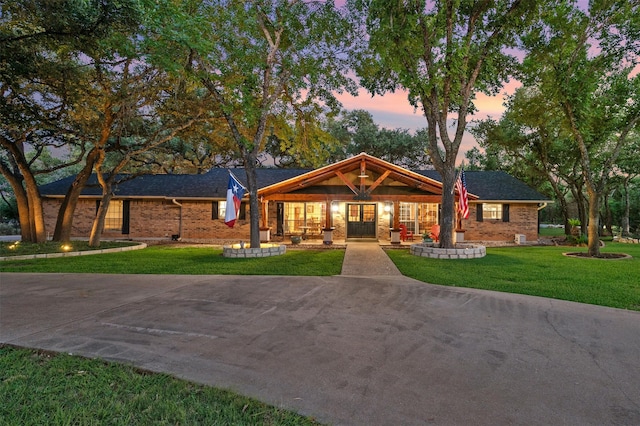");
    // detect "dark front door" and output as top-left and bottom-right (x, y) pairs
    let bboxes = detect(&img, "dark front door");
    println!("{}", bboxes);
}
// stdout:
(346, 203), (377, 239)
